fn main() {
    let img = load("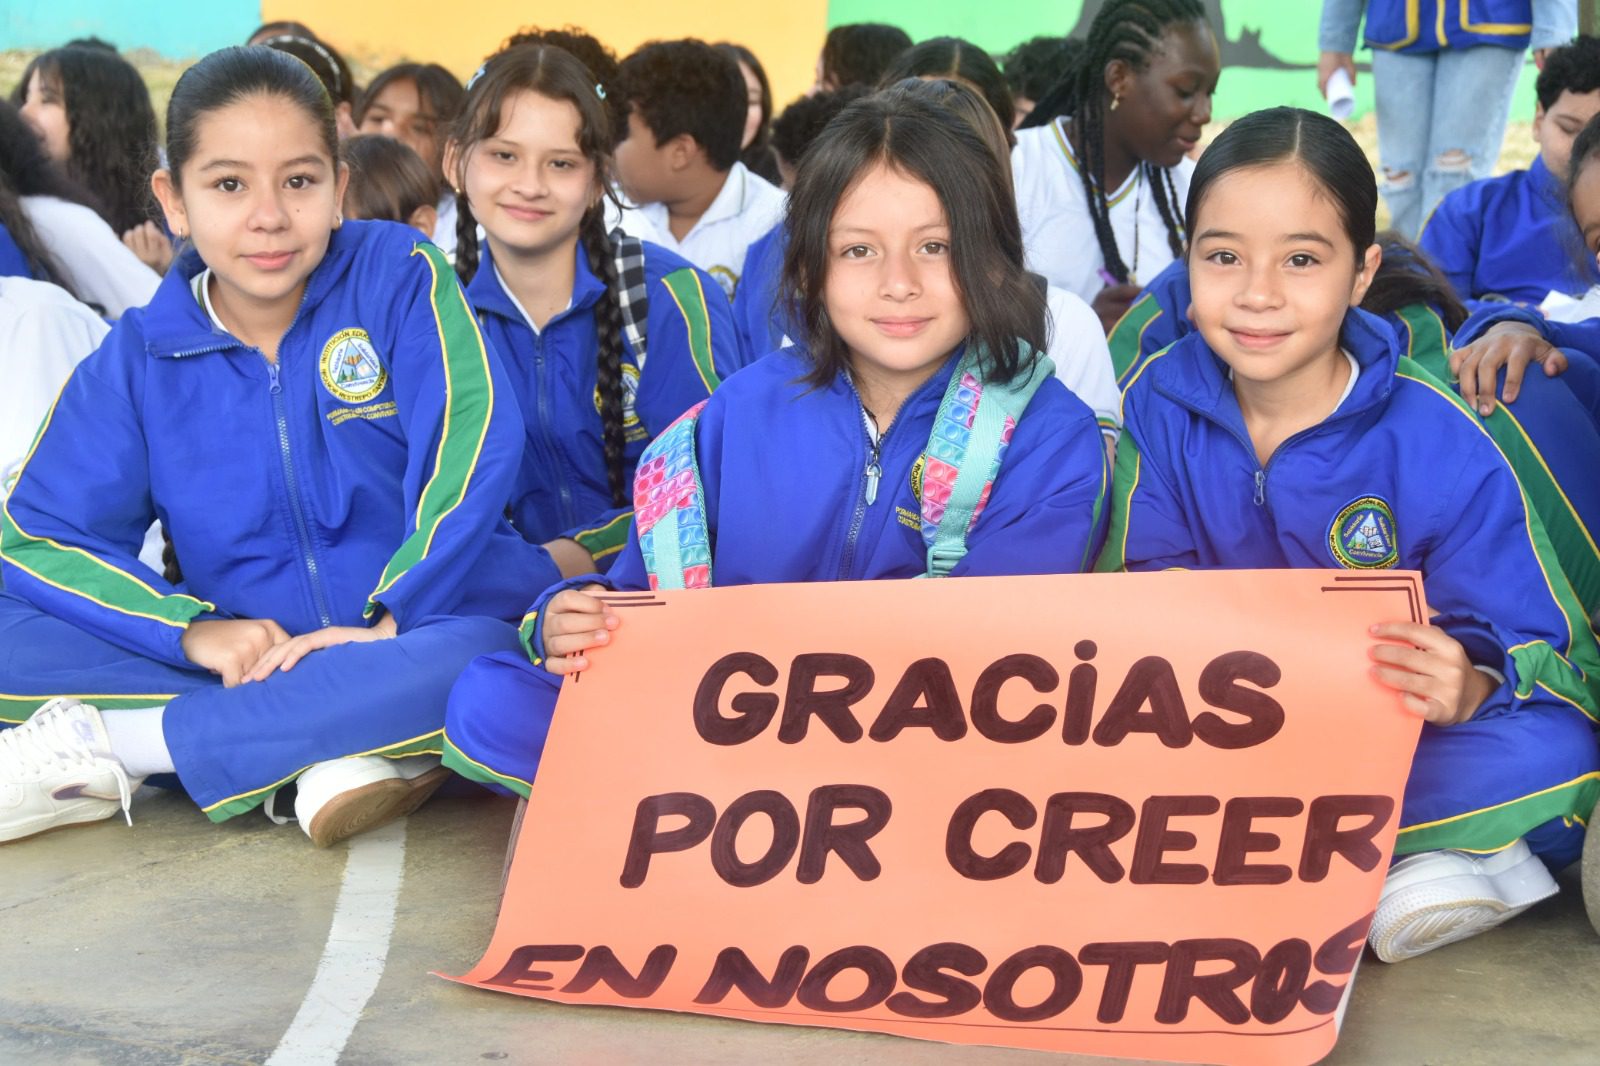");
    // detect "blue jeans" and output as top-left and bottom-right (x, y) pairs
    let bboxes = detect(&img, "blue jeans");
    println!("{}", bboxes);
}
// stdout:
(1372, 46), (1526, 237)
